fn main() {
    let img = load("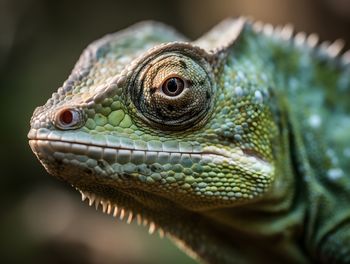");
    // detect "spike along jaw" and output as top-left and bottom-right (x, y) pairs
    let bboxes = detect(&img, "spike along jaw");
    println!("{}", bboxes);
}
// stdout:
(29, 21), (279, 225)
